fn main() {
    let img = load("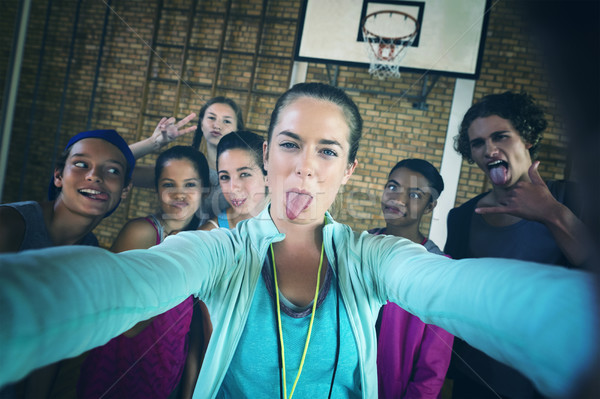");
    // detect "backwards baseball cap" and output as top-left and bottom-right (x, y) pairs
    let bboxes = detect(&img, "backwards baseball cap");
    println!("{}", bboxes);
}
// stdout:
(48, 129), (136, 217)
